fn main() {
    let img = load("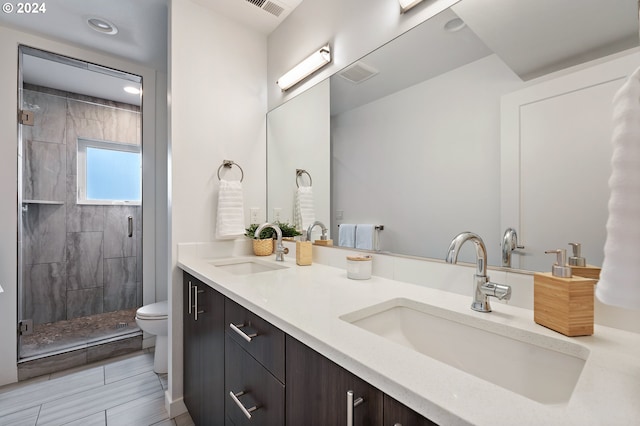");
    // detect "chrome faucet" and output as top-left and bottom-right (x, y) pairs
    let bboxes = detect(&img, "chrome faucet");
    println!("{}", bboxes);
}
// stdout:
(446, 232), (512, 312)
(306, 221), (328, 242)
(255, 222), (288, 261)
(501, 228), (524, 267)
